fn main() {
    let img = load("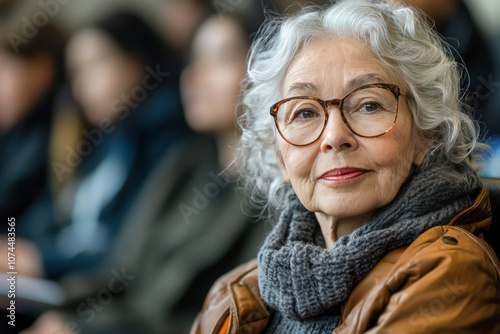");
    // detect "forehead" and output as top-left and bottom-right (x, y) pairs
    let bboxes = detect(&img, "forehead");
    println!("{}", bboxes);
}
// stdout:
(282, 38), (399, 98)
(67, 29), (119, 65)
